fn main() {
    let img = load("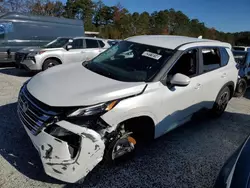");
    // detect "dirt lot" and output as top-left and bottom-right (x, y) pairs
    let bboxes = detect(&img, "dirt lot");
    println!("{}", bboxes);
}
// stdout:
(0, 66), (250, 188)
